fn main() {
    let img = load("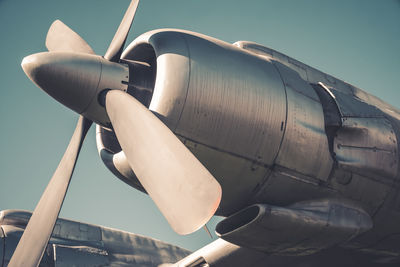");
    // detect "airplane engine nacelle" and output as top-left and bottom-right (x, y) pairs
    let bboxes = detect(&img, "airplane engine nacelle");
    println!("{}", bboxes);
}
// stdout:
(96, 29), (332, 215)
(215, 199), (373, 256)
